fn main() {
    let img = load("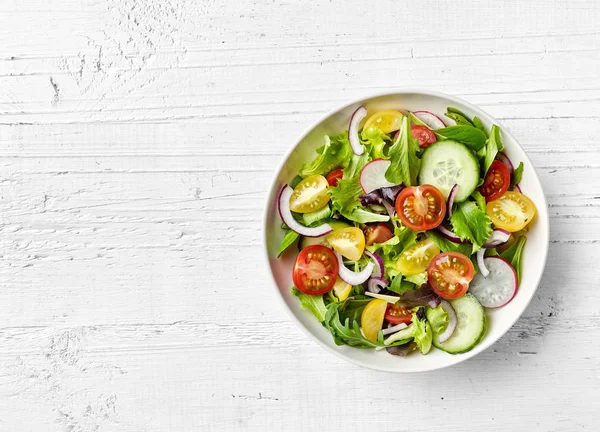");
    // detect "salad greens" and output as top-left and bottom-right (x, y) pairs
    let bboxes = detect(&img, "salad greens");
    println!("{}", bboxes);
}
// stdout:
(278, 103), (538, 359)
(385, 116), (421, 186)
